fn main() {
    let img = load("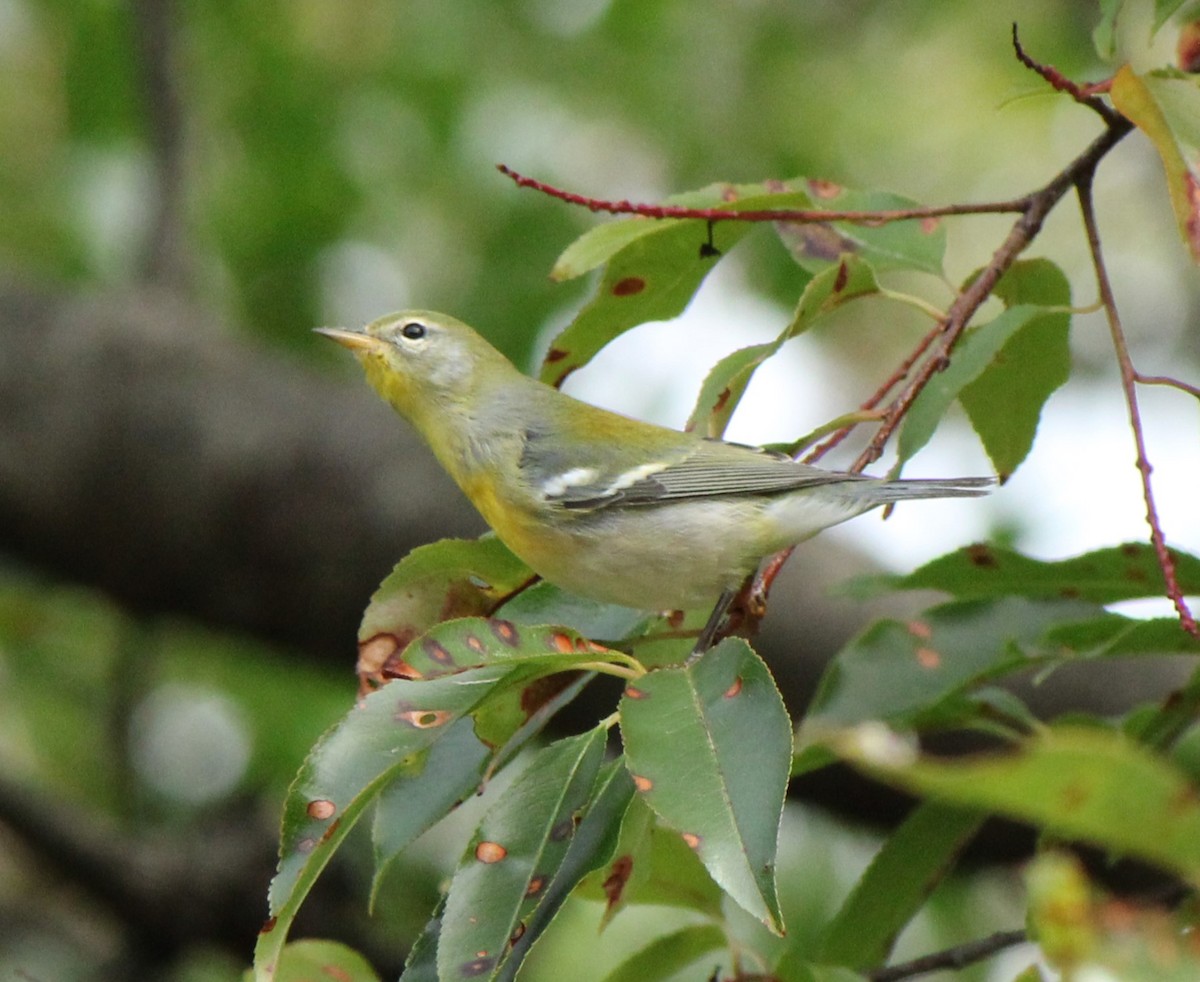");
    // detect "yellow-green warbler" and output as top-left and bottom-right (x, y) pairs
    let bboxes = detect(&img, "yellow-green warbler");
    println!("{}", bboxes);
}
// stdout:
(318, 311), (992, 615)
